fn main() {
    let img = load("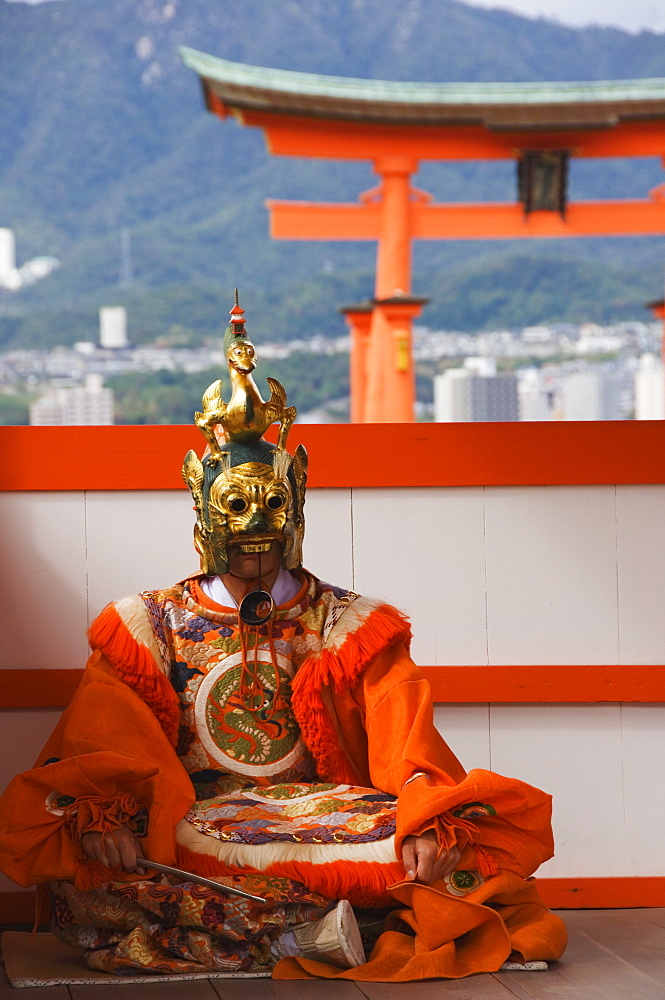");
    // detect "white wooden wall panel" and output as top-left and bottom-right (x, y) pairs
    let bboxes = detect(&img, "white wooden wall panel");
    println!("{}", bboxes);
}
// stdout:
(488, 704), (626, 878)
(434, 704), (491, 771)
(616, 485), (665, 663)
(620, 703), (665, 875)
(0, 492), (89, 670)
(0, 709), (63, 798)
(302, 489), (353, 588)
(352, 487), (488, 666)
(0, 708), (63, 894)
(484, 486), (619, 665)
(86, 490), (197, 622)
